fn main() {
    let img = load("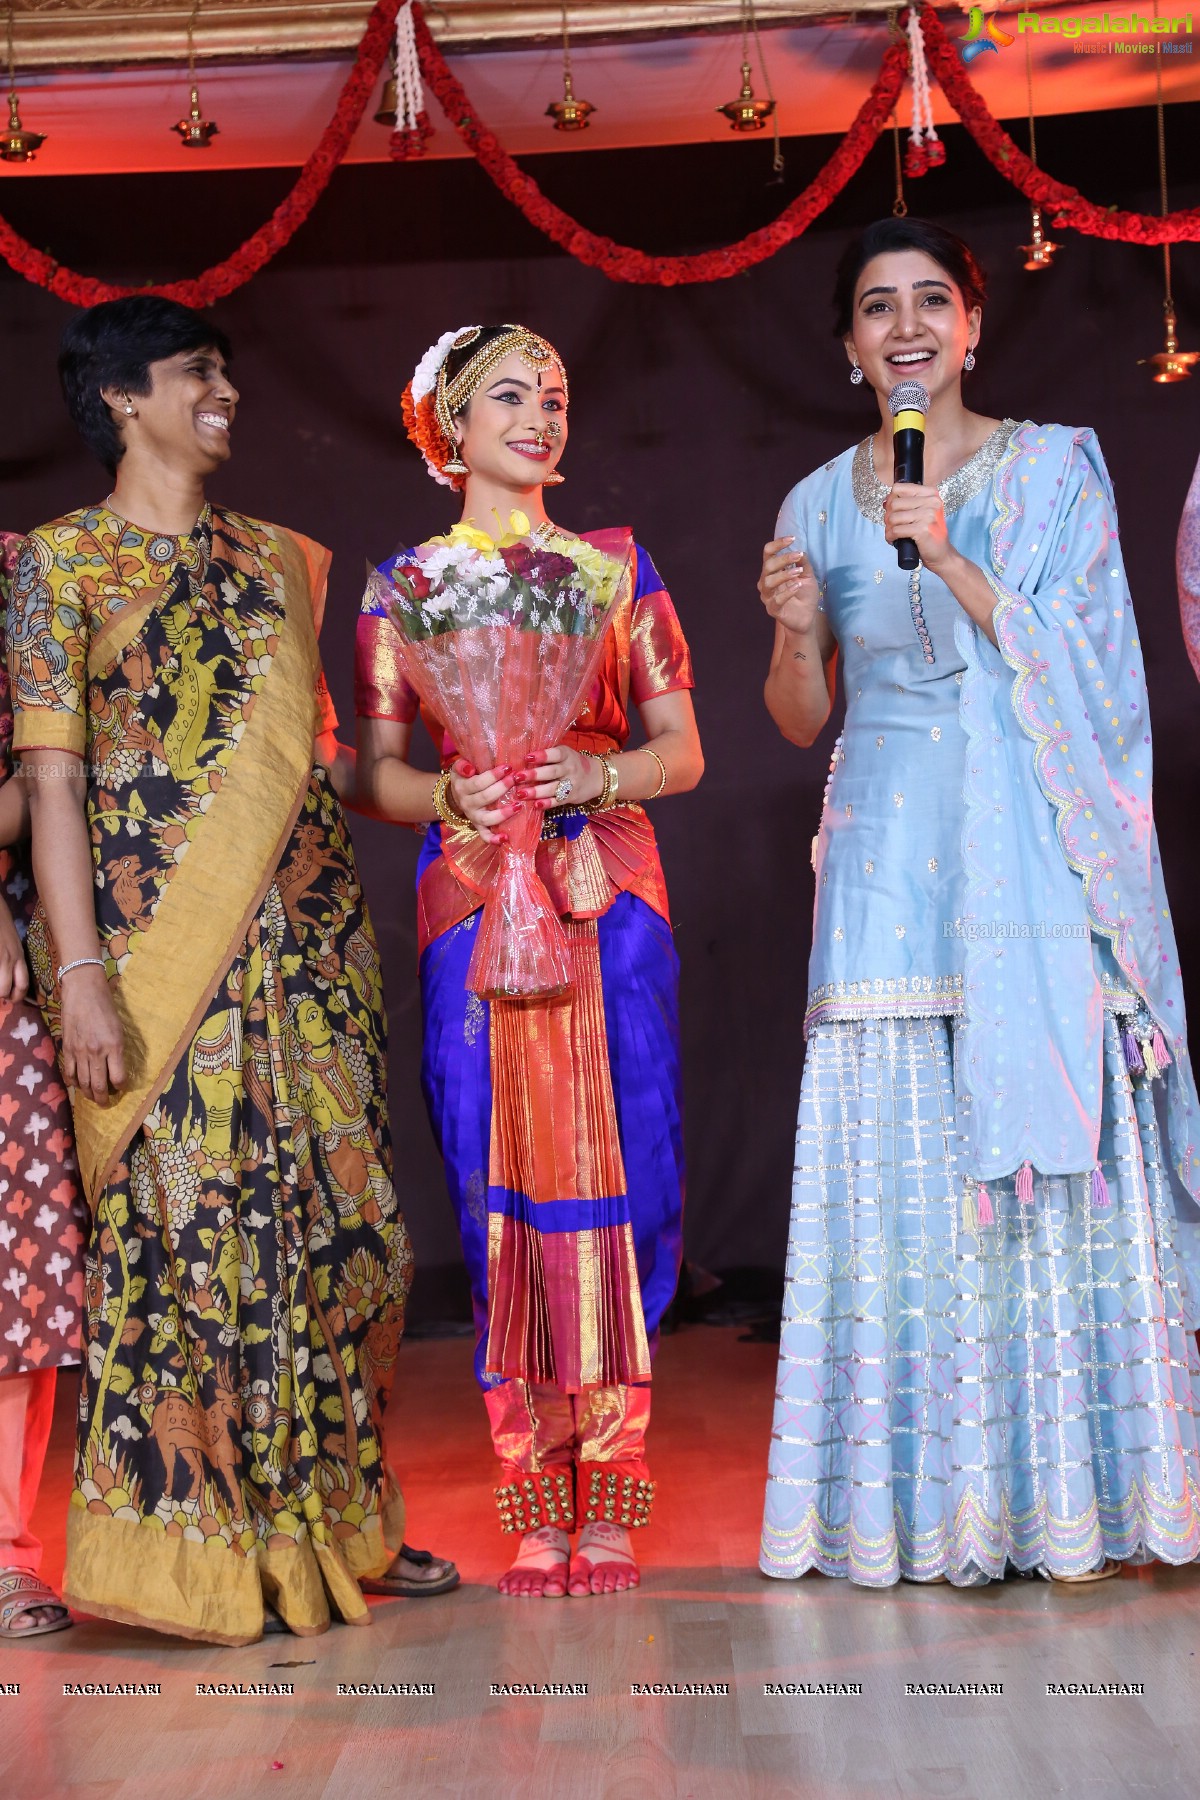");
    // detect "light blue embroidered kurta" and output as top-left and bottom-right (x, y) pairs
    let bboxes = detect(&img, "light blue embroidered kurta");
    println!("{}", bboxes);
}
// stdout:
(761, 422), (1200, 1585)
(786, 421), (1130, 1037)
